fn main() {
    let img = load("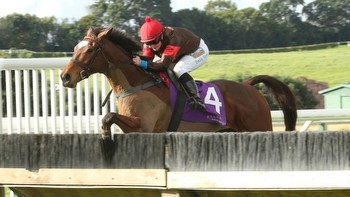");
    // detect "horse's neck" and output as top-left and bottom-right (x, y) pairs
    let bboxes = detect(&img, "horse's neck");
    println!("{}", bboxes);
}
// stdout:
(104, 68), (130, 94)
(103, 44), (151, 94)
